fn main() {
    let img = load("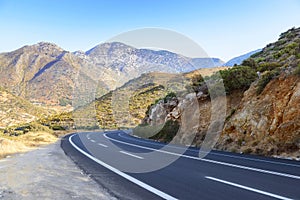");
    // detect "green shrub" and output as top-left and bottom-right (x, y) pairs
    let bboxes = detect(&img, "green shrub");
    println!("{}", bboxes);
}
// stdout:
(226, 108), (236, 121)
(163, 92), (177, 103)
(149, 120), (180, 143)
(257, 69), (281, 95)
(243, 148), (253, 154)
(241, 58), (258, 69)
(50, 125), (65, 131)
(132, 123), (164, 138)
(294, 64), (300, 76)
(257, 62), (281, 73)
(250, 51), (263, 58)
(218, 66), (257, 94)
